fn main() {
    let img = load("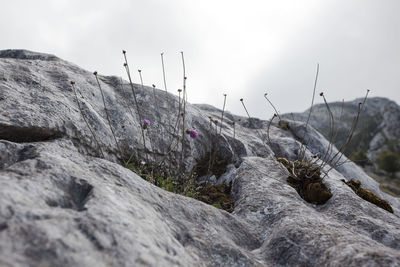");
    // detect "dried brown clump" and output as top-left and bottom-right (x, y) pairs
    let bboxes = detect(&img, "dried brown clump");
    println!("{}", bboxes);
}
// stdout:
(278, 158), (332, 205)
(342, 179), (393, 213)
